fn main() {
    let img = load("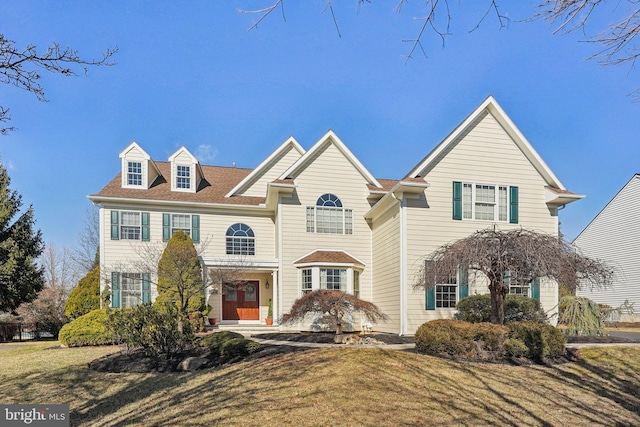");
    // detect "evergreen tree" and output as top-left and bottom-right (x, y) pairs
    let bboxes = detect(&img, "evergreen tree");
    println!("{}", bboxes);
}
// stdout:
(0, 163), (45, 313)
(156, 230), (204, 332)
(65, 265), (100, 320)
